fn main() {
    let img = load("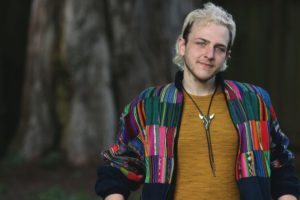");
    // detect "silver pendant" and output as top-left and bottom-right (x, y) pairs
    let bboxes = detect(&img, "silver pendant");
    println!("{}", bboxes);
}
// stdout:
(199, 113), (215, 130)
